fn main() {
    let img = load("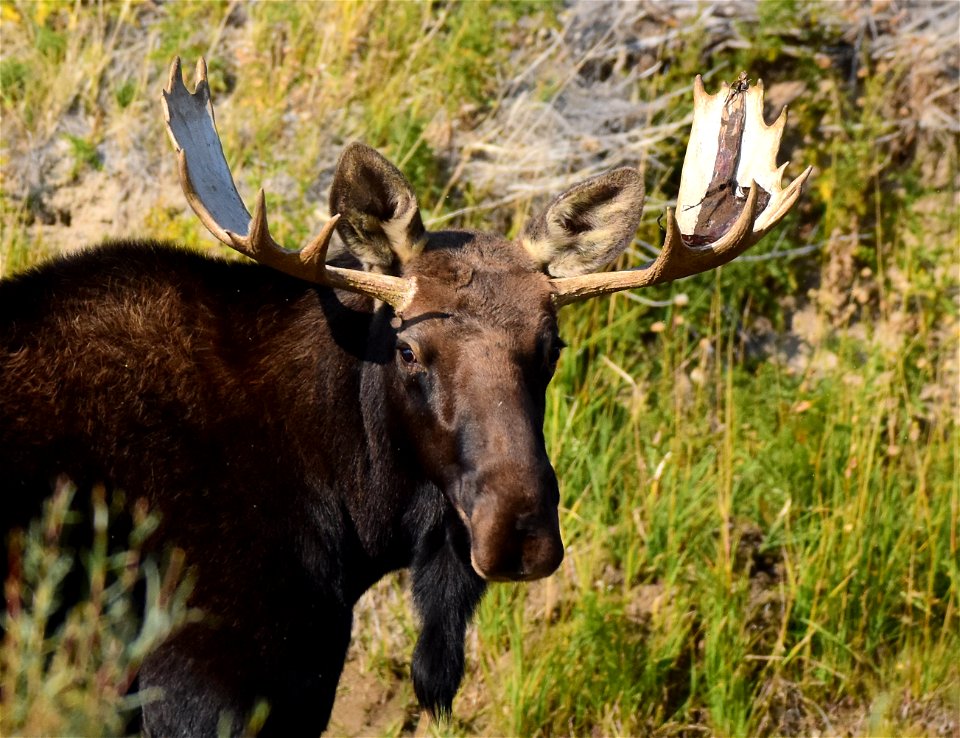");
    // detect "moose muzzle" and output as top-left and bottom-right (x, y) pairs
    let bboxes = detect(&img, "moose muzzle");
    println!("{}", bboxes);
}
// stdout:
(468, 489), (564, 582)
